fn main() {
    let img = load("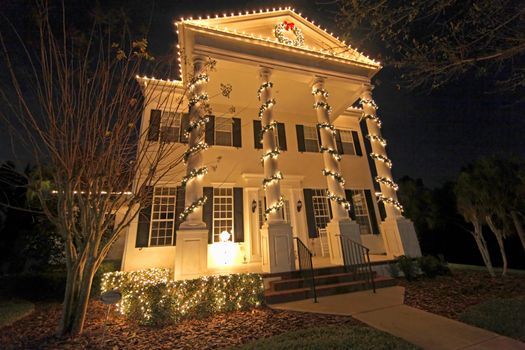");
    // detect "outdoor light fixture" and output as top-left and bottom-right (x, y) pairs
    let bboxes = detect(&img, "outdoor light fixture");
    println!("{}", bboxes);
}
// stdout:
(251, 199), (257, 213)
(220, 230), (231, 242)
(297, 200), (303, 212)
